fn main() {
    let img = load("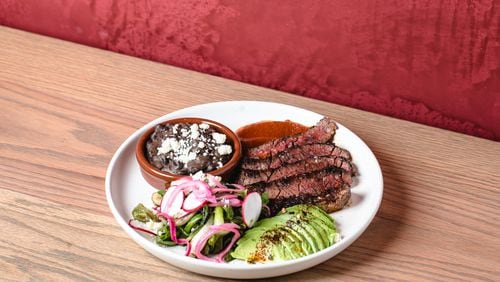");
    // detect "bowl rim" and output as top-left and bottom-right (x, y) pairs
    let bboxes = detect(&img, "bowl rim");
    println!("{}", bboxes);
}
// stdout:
(135, 117), (242, 185)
